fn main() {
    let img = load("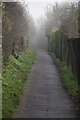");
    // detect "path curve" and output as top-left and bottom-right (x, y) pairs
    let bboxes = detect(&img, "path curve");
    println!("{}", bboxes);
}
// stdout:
(14, 50), (77, 118)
